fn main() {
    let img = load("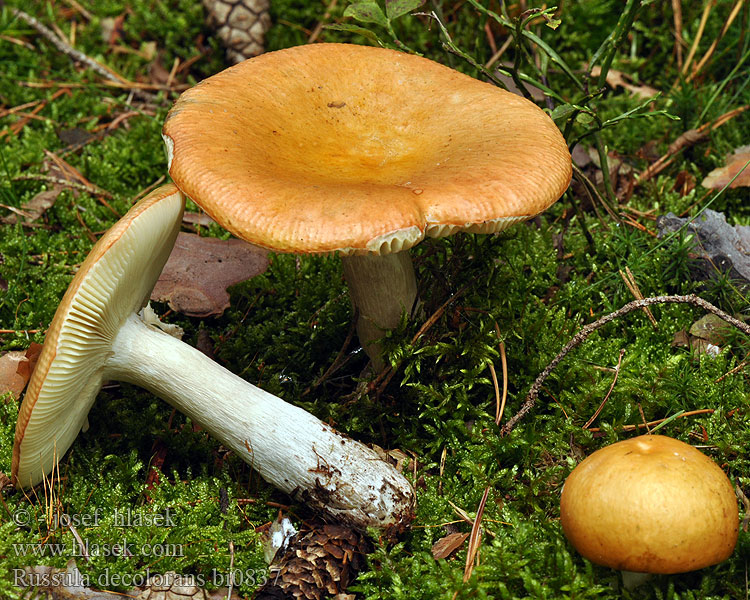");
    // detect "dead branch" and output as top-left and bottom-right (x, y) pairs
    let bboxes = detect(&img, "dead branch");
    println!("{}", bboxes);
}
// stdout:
(11, 8), (158, 103)
(500, 294), (750, 436)
(637, 105), (750, 184)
